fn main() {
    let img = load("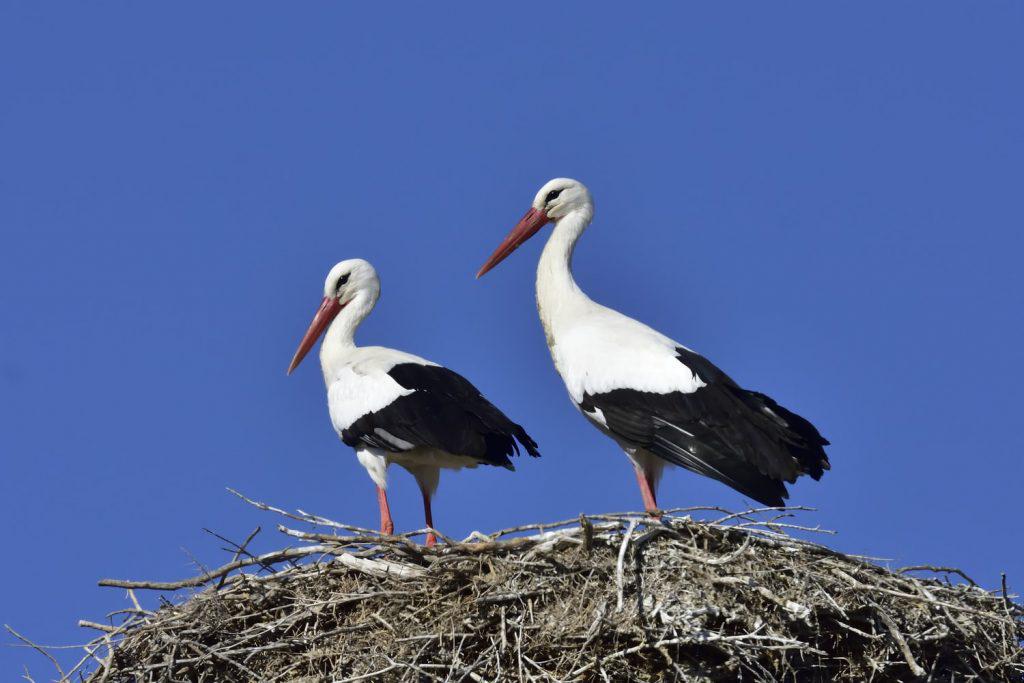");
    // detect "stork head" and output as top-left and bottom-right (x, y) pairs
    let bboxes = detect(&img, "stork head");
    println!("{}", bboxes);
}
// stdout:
(322, 258), (380, 305)
(530, 177), (592, 220)
(477, 178), (592, 278)
(287, 259), (380, 374)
